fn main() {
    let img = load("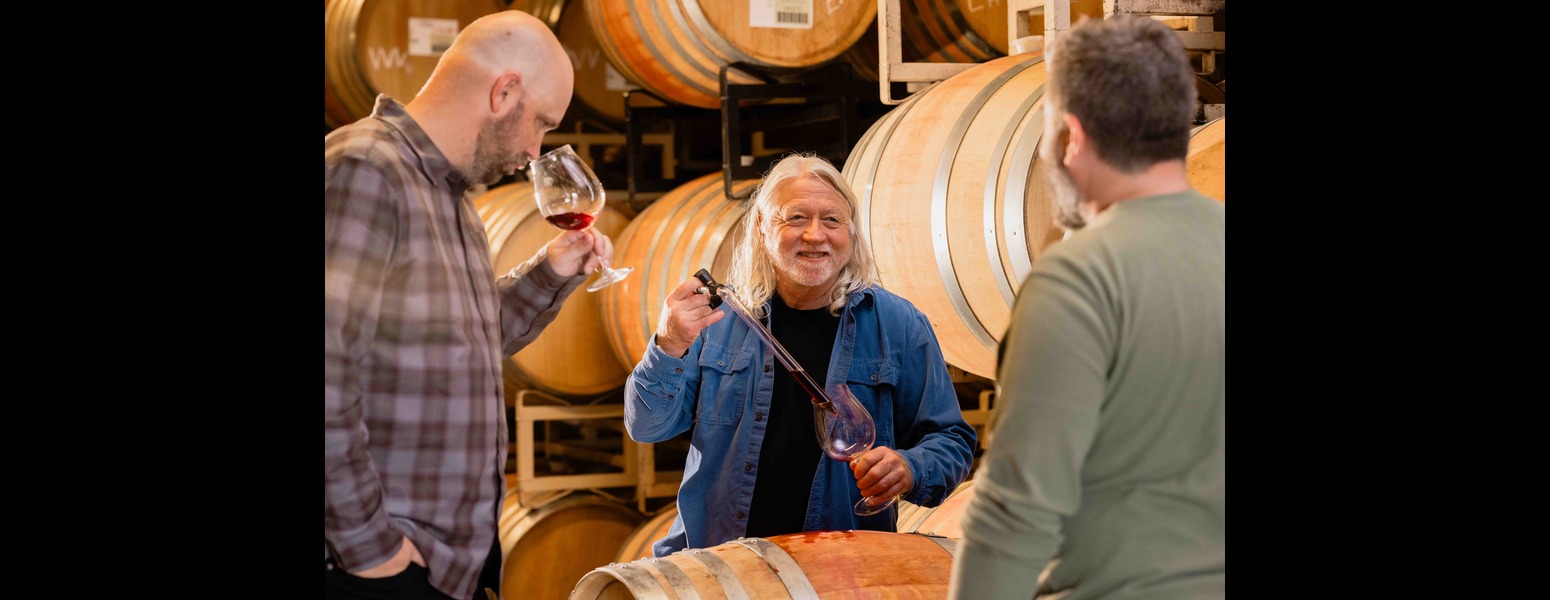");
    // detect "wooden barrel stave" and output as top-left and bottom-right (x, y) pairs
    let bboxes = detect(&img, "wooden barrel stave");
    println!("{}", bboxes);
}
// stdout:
(584, 0), (874, 108)
(324, 0), (507, 125)
(848, 54), (1061, 379)
(572, 530), (955, 599)
(613, 505), (677, 562)
(599, 172), (757, 370)
(474, 181), (634, 396)
(500, 490), (644, 600)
